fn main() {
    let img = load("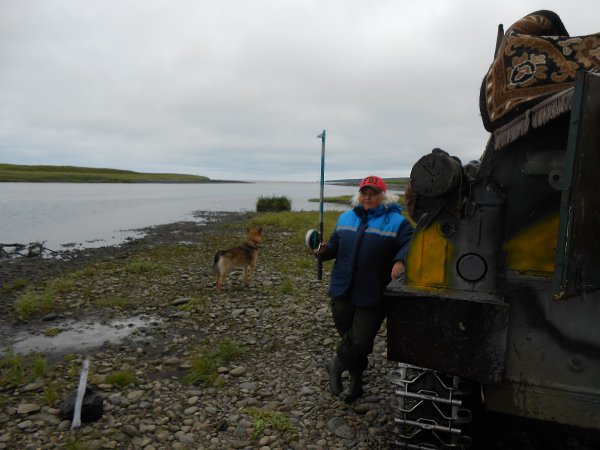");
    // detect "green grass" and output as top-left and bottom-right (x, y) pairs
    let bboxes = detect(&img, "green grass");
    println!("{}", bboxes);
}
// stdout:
(279, 279), (295, 294)
(256, 195), (292, 212)
(12, 243), (193, 319)
(183, 353), (219, 385)
(244, 407), (297, 440)
(65, 439), (88, 450)
(95, 296), (131, 309)
(124, 259), (168, 274)
(13, 267), (99, 319)
(329, 177), (409, 188)
(14, 291), (55, 320)
(0, 163), (209, 183)
(178, 296), (212, 312)
(0, 352), (50, 389)
(46, 276), (75, 294)
(215, 339), (245, 361)
(182, 339), (246, 386)
(251, 210), (340, 249)
(1, 277), (28, 293)
(105, 370), (137, 387)
(0, 352), (25, 387)
(385, 177), (410, 187)
(310, 193), (406, 206)
(308, 195), (353, 205)
(44, 327), (61, 337)
(32, 353), (48, 378)
(42, 384), (58, 406)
